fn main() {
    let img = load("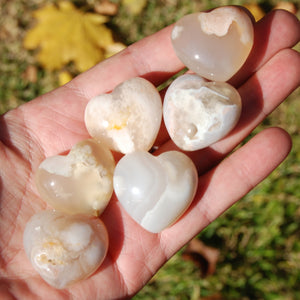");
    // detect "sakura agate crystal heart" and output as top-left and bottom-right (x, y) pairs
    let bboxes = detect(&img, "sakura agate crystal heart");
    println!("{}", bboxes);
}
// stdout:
(23, 210), (108, 289)
(171, 6), (254, 82)
(113, 151), (198, 233)
(85, 77), (162, 154)
(163, 74), (242, 151)
(35, 139), (115, 216)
